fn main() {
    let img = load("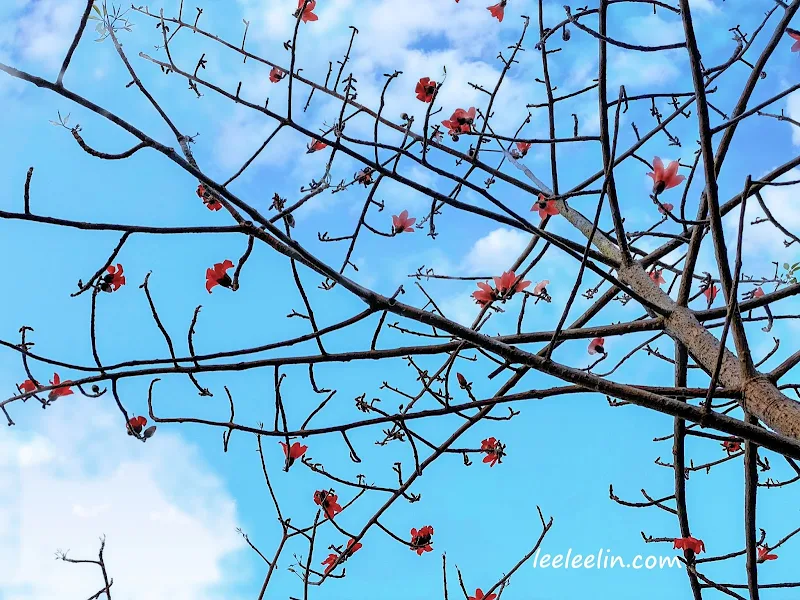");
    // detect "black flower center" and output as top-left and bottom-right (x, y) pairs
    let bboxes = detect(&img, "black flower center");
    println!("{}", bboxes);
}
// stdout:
(217, 274), (233, 288)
